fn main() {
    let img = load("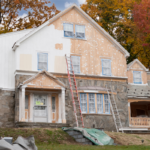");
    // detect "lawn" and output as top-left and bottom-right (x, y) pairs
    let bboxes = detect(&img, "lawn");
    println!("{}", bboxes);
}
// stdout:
(37, 145), (150, 150)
